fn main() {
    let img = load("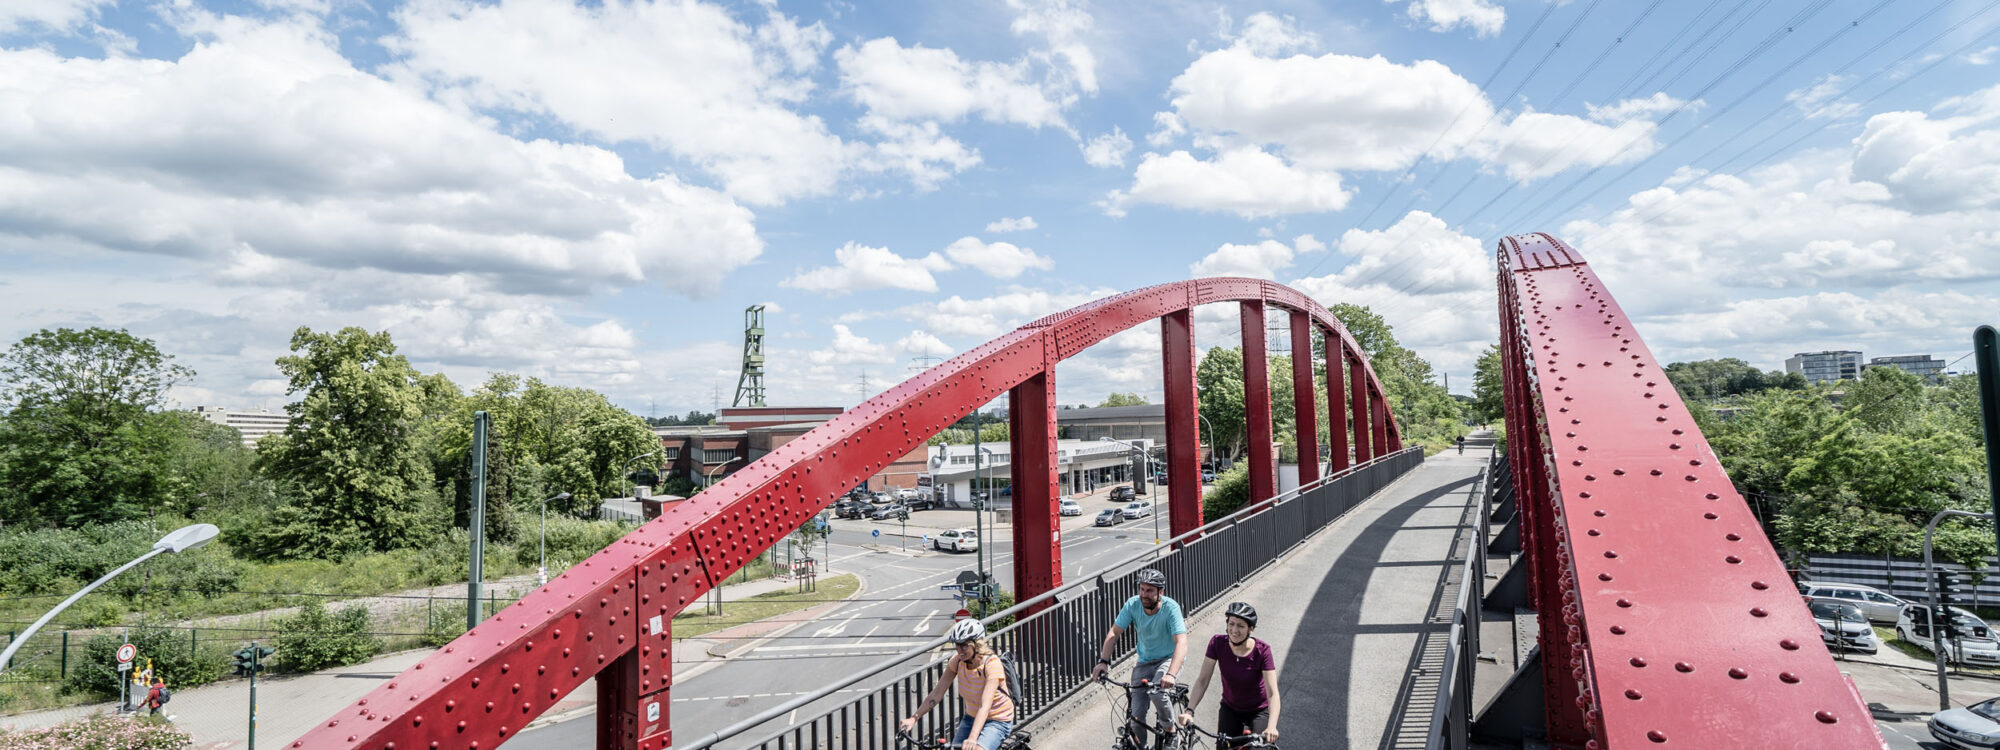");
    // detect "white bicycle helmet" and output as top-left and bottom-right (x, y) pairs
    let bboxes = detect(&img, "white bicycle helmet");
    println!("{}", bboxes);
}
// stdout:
(948, 618), (987, 644)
